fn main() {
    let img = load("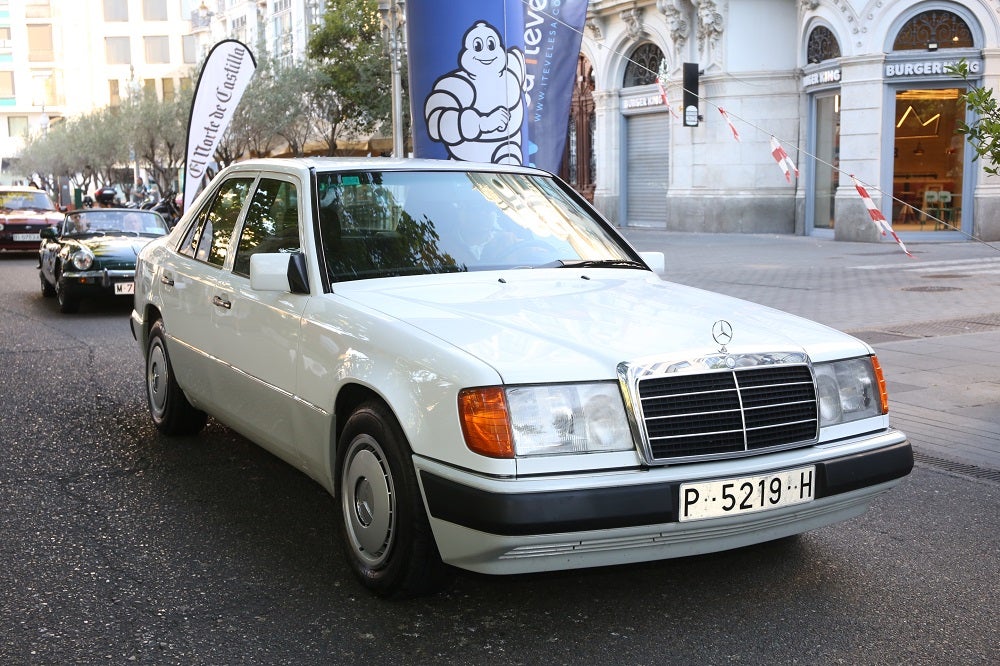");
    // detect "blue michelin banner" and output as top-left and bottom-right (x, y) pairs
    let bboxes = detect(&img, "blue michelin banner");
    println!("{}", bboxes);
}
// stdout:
(406, 0), (586, 173)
